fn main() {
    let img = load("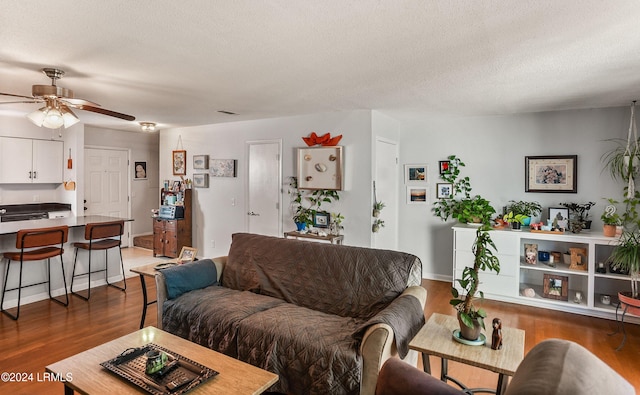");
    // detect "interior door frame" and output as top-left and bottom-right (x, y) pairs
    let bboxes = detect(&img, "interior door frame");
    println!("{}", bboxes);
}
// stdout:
(245, 139), (283, 237)
(84, 145), (133, 247)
